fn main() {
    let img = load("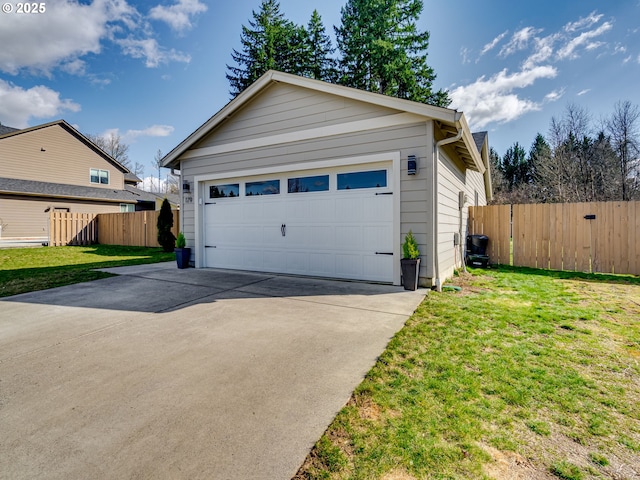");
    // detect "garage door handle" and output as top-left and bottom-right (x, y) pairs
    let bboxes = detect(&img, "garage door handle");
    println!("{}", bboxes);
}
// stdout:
(375, 252), (393, 255)
(281, 224), (286, 236)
